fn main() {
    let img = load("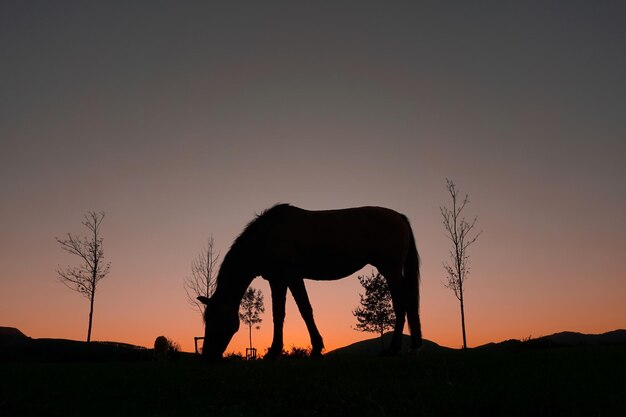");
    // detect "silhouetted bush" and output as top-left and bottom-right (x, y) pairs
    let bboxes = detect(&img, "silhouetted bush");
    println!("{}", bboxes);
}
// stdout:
(224, 351), (244, 361)
(283, 346), (310, 358)
(153, 336), (180, 360)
